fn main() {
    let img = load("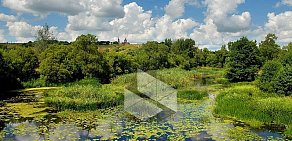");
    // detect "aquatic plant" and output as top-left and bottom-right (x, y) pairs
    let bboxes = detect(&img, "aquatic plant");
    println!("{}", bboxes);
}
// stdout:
(45, 84), (123, 111)
(215, 84), (292, 137)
